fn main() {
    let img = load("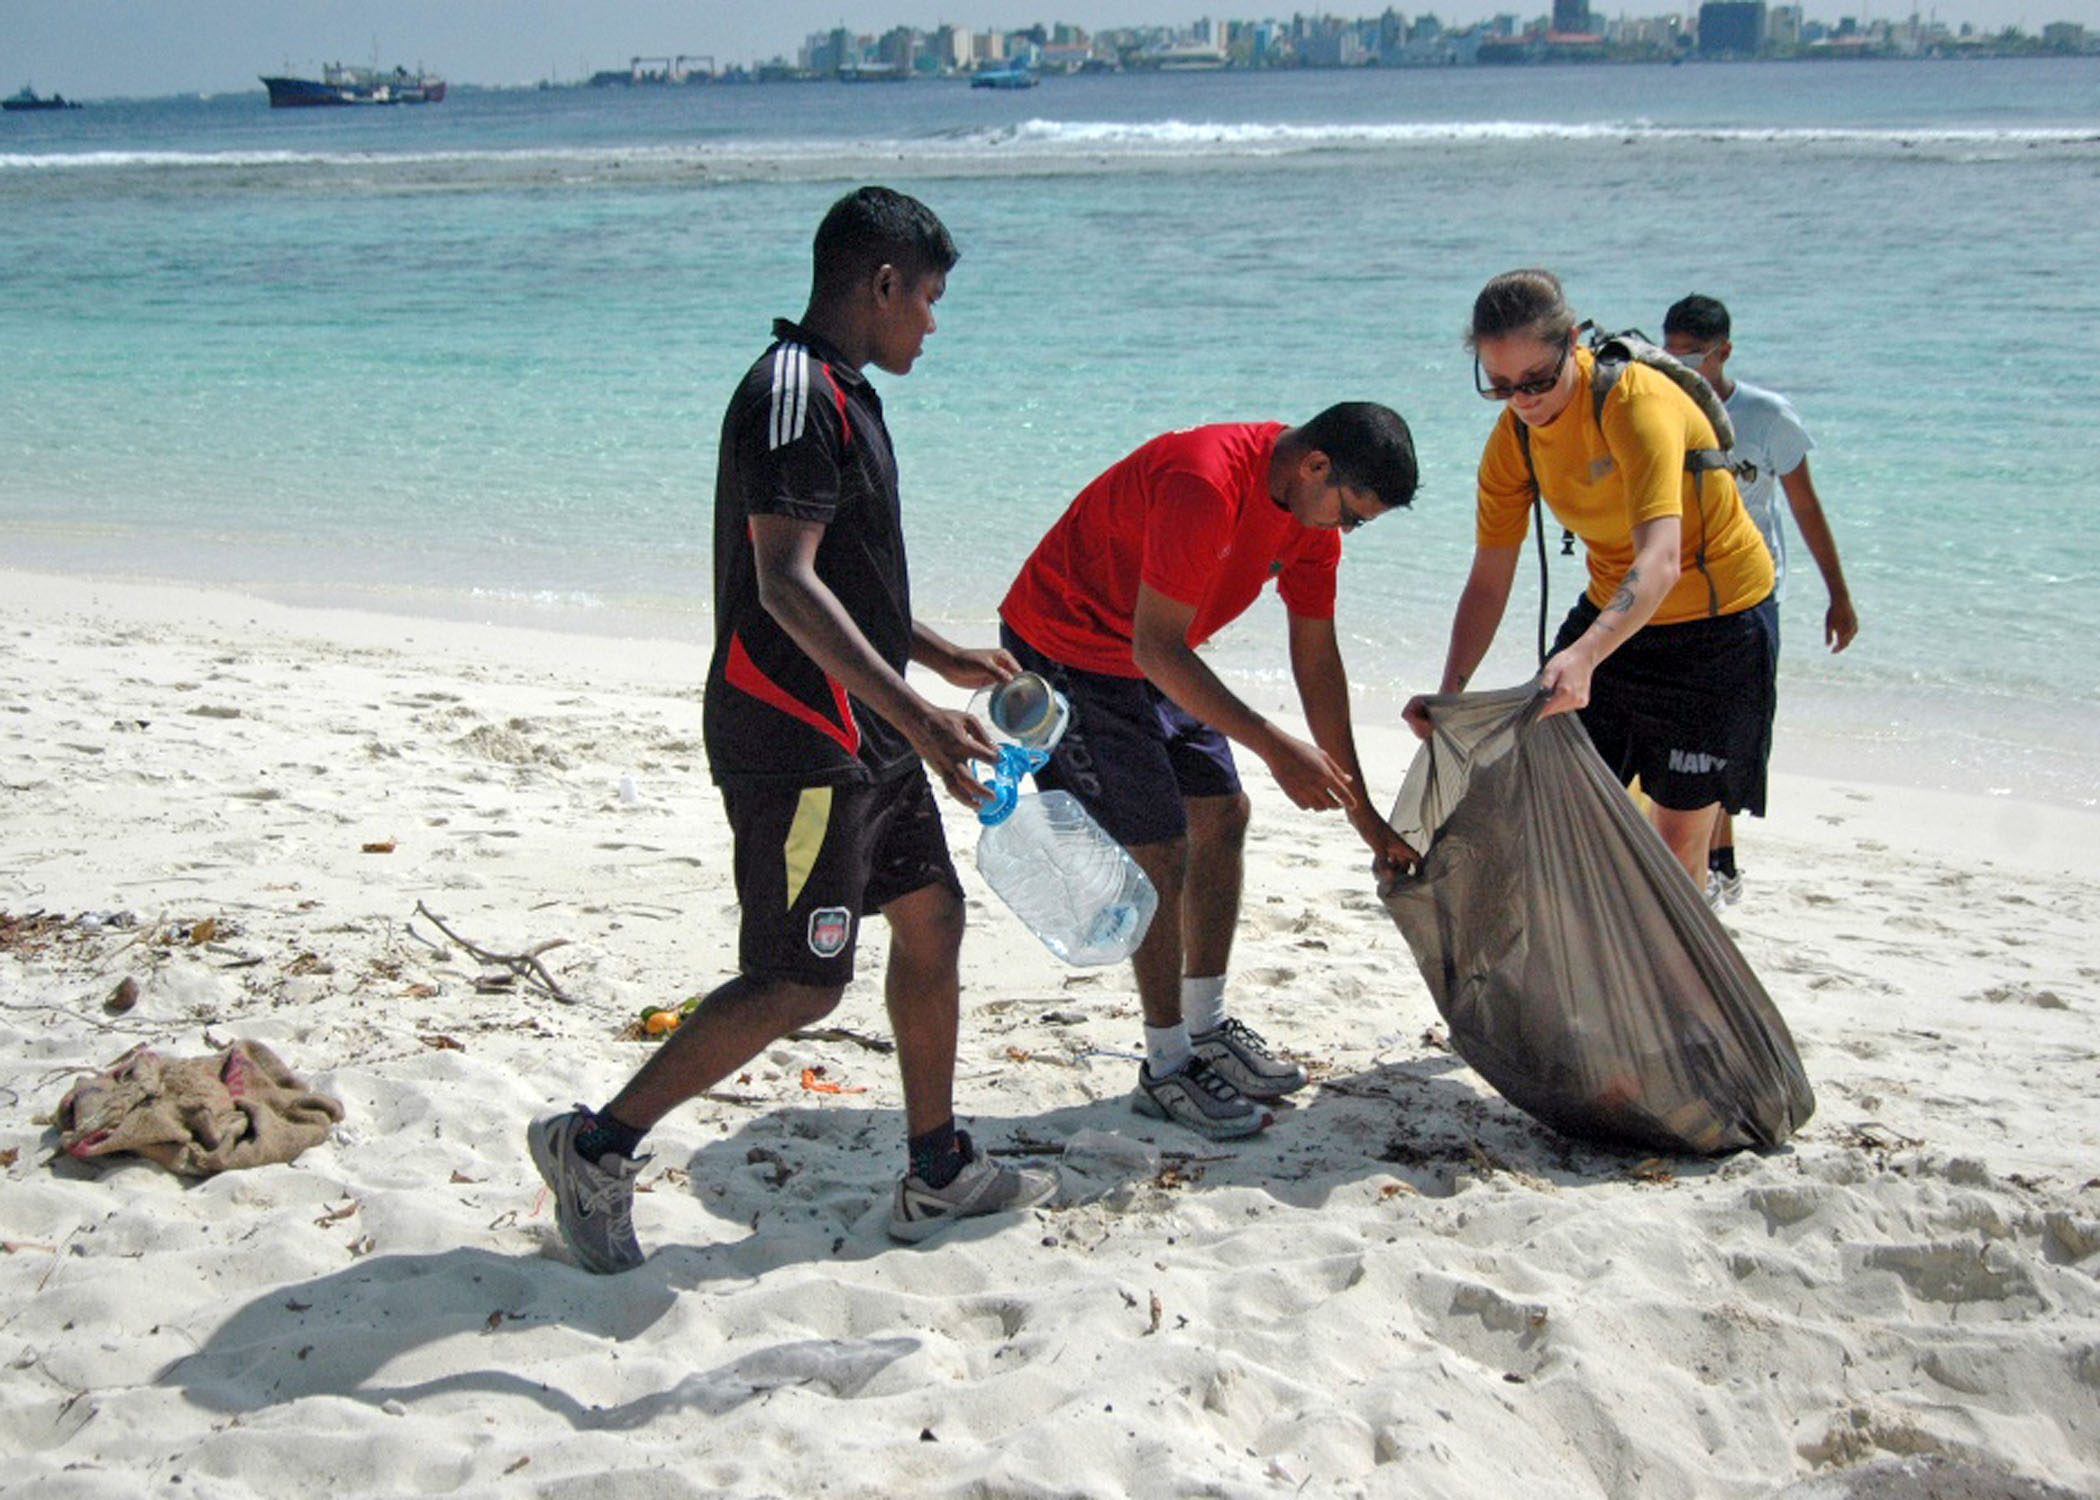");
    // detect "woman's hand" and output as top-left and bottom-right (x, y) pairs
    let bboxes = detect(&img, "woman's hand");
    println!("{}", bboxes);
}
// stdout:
(1537, 645), (1596, 718)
